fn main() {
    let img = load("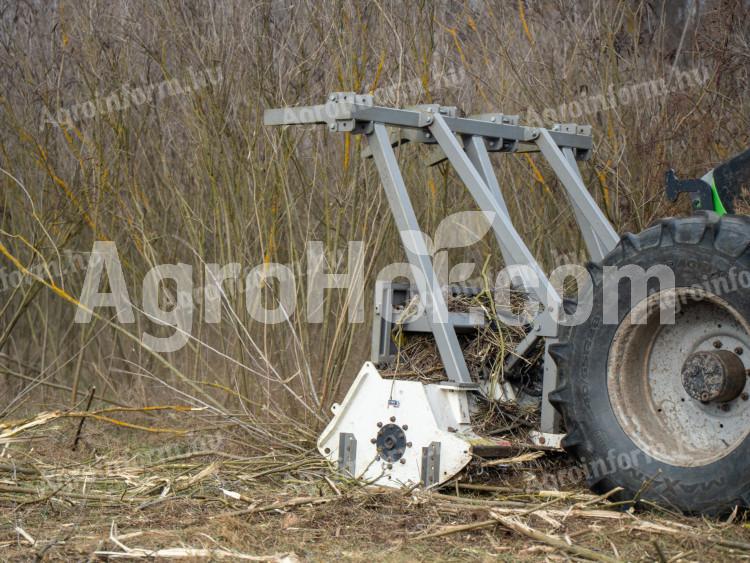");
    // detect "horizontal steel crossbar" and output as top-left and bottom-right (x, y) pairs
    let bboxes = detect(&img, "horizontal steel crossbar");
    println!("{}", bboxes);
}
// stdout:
(263, 92), (592, 153)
